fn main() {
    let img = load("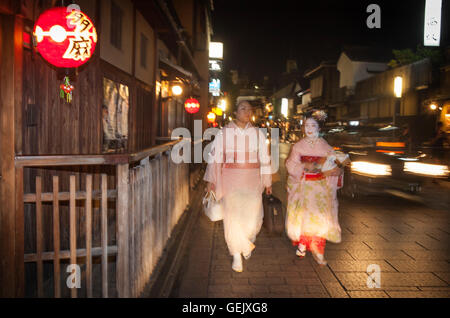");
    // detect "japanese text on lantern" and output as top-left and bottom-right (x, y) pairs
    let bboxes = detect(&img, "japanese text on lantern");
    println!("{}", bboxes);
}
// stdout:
(63, 11), (97, 61)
